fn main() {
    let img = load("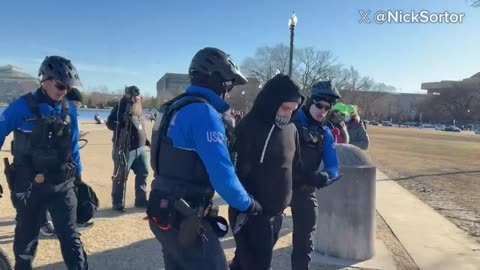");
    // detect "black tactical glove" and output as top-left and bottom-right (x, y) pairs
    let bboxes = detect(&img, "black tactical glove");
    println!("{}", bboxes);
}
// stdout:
(231, 197), (263, 235)
(246, 197), (263, 215)
(74, 175), (84, 186)
(309, 171), (342, 188)
(306, 171), (329, 188)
